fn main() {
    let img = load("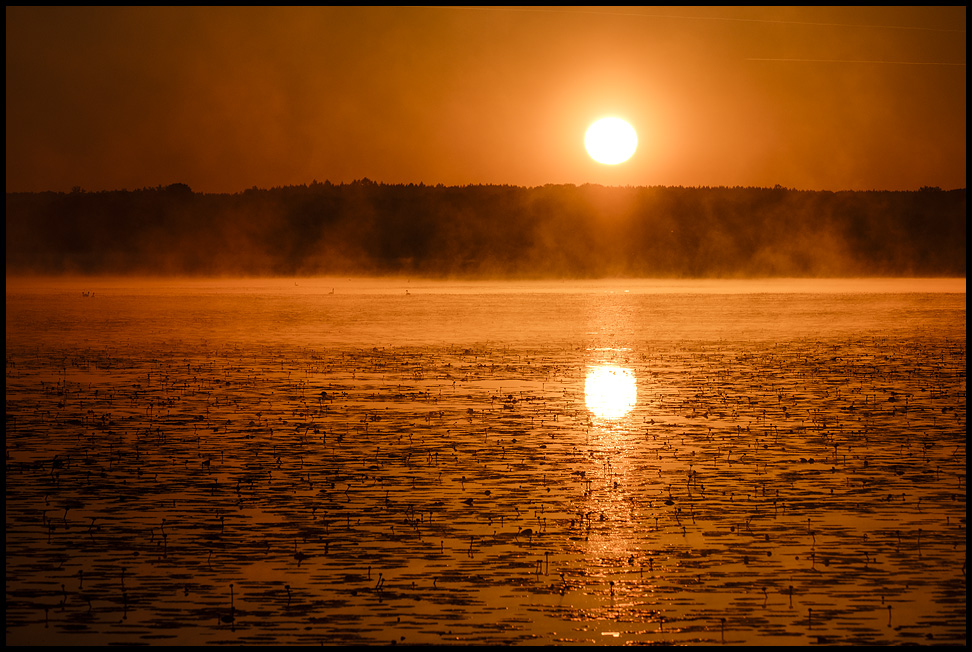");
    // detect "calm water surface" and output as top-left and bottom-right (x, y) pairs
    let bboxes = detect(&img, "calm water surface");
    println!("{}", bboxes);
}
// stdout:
(6, 277), (966, 348)
(5, 277), (967, 646)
